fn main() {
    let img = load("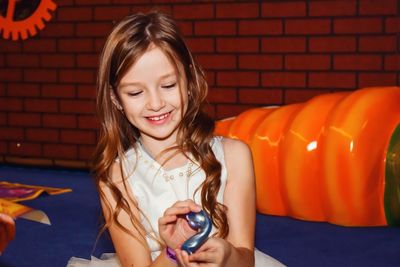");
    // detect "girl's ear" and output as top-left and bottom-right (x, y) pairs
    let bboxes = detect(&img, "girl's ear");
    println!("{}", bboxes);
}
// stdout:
(110, 88), (123, 111)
